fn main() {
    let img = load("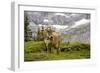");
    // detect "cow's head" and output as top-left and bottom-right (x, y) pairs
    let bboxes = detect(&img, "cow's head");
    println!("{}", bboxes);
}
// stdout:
(48, 35), (53, 41)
